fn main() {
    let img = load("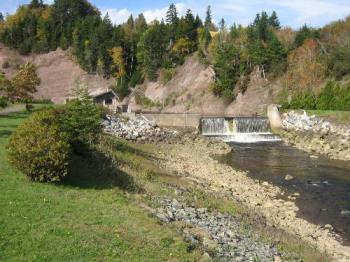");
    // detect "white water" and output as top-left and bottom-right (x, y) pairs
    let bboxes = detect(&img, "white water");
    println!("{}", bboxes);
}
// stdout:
(201, 117), (281, 143)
